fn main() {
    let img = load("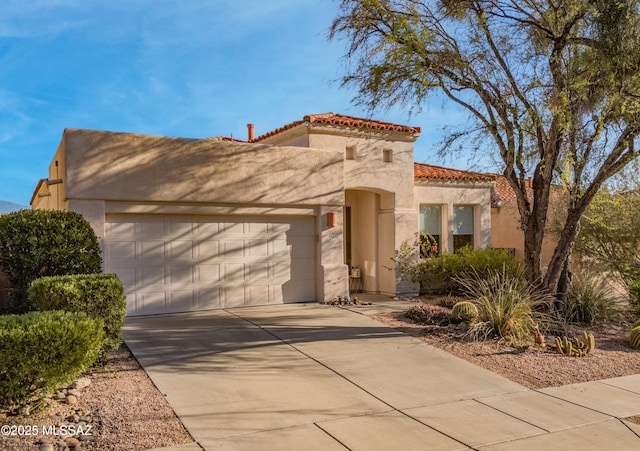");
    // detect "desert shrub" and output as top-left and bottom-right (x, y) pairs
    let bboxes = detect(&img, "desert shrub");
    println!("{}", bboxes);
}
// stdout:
(405, 304), (451, 326)
(28, 274), (126, 362)
(0, 210), (102, 312)
(565, 272), (621, 324)
(629, 280), (640, 313)
(457, 267), (553, 343)
(0, 310), (104, 413)
(414, 247), (523, 294)
(438, 295), (466, 309)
